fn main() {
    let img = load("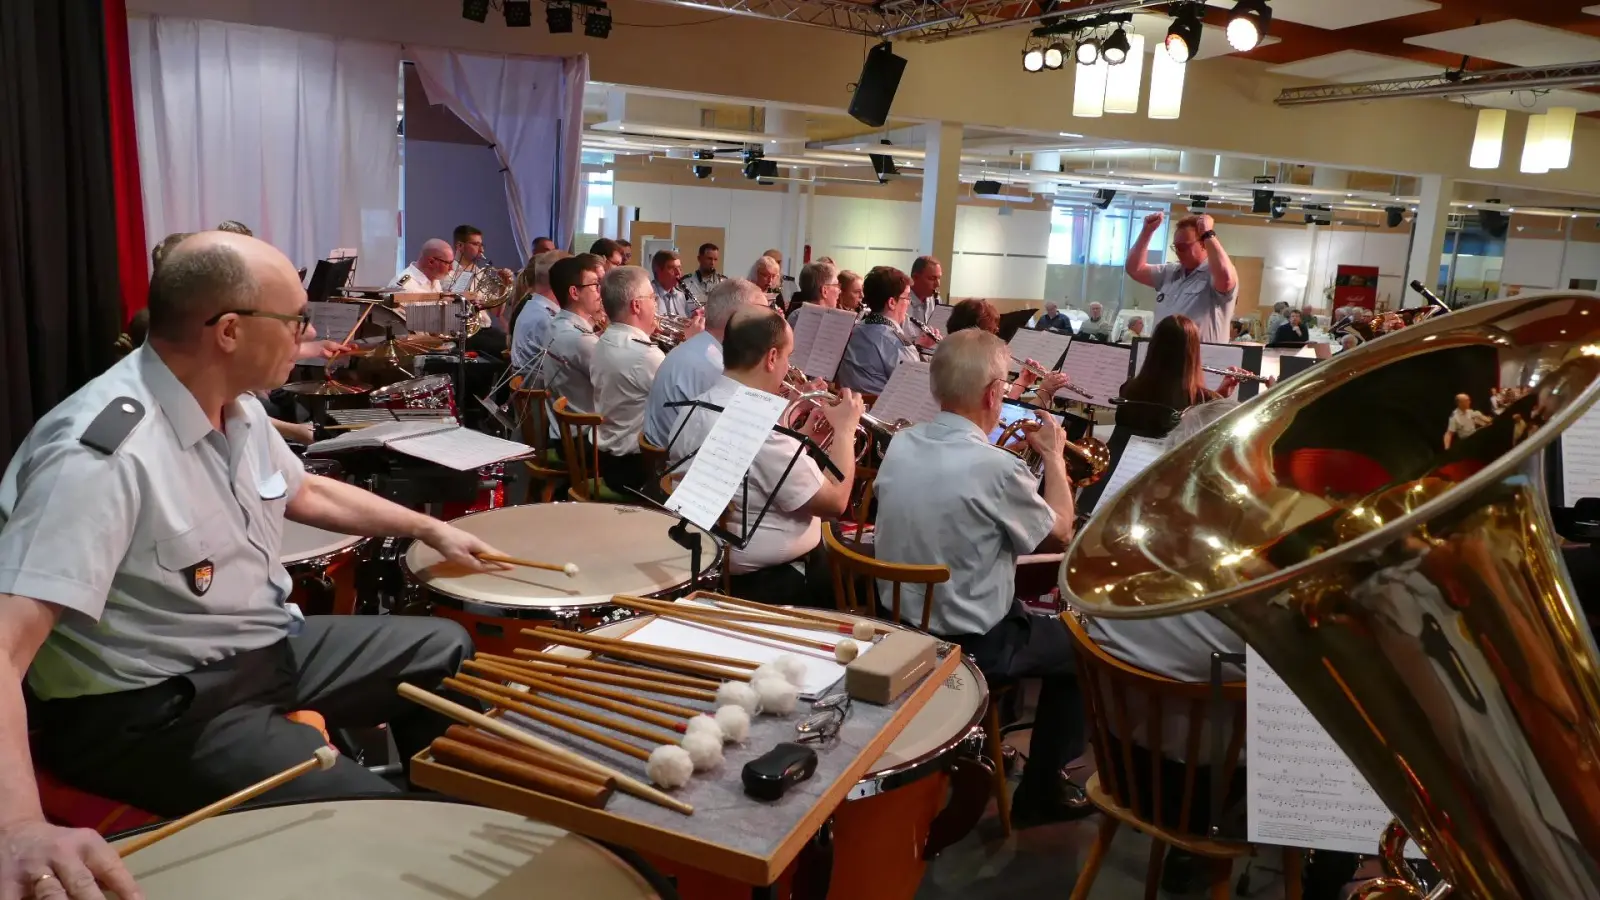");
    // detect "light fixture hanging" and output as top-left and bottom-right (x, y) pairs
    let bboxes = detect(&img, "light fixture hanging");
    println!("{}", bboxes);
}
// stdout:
(1102, 27), (1131, 65)
(1148, 40), (1186, 119)
(1023, 47), (1045, 72)
(1545, 106), (1576, 170)
(1165, 4), (1204, 63)
(1073, 57), (1109, 118)
(1044, 41), (1066, 70)
(1521, 113), (1549, 174)
(1469, 108), (1506, 169)
(1105, 33), (1146, 113)
(1076, 36), (1101, 65)
(1226, 0), (1270, 52)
